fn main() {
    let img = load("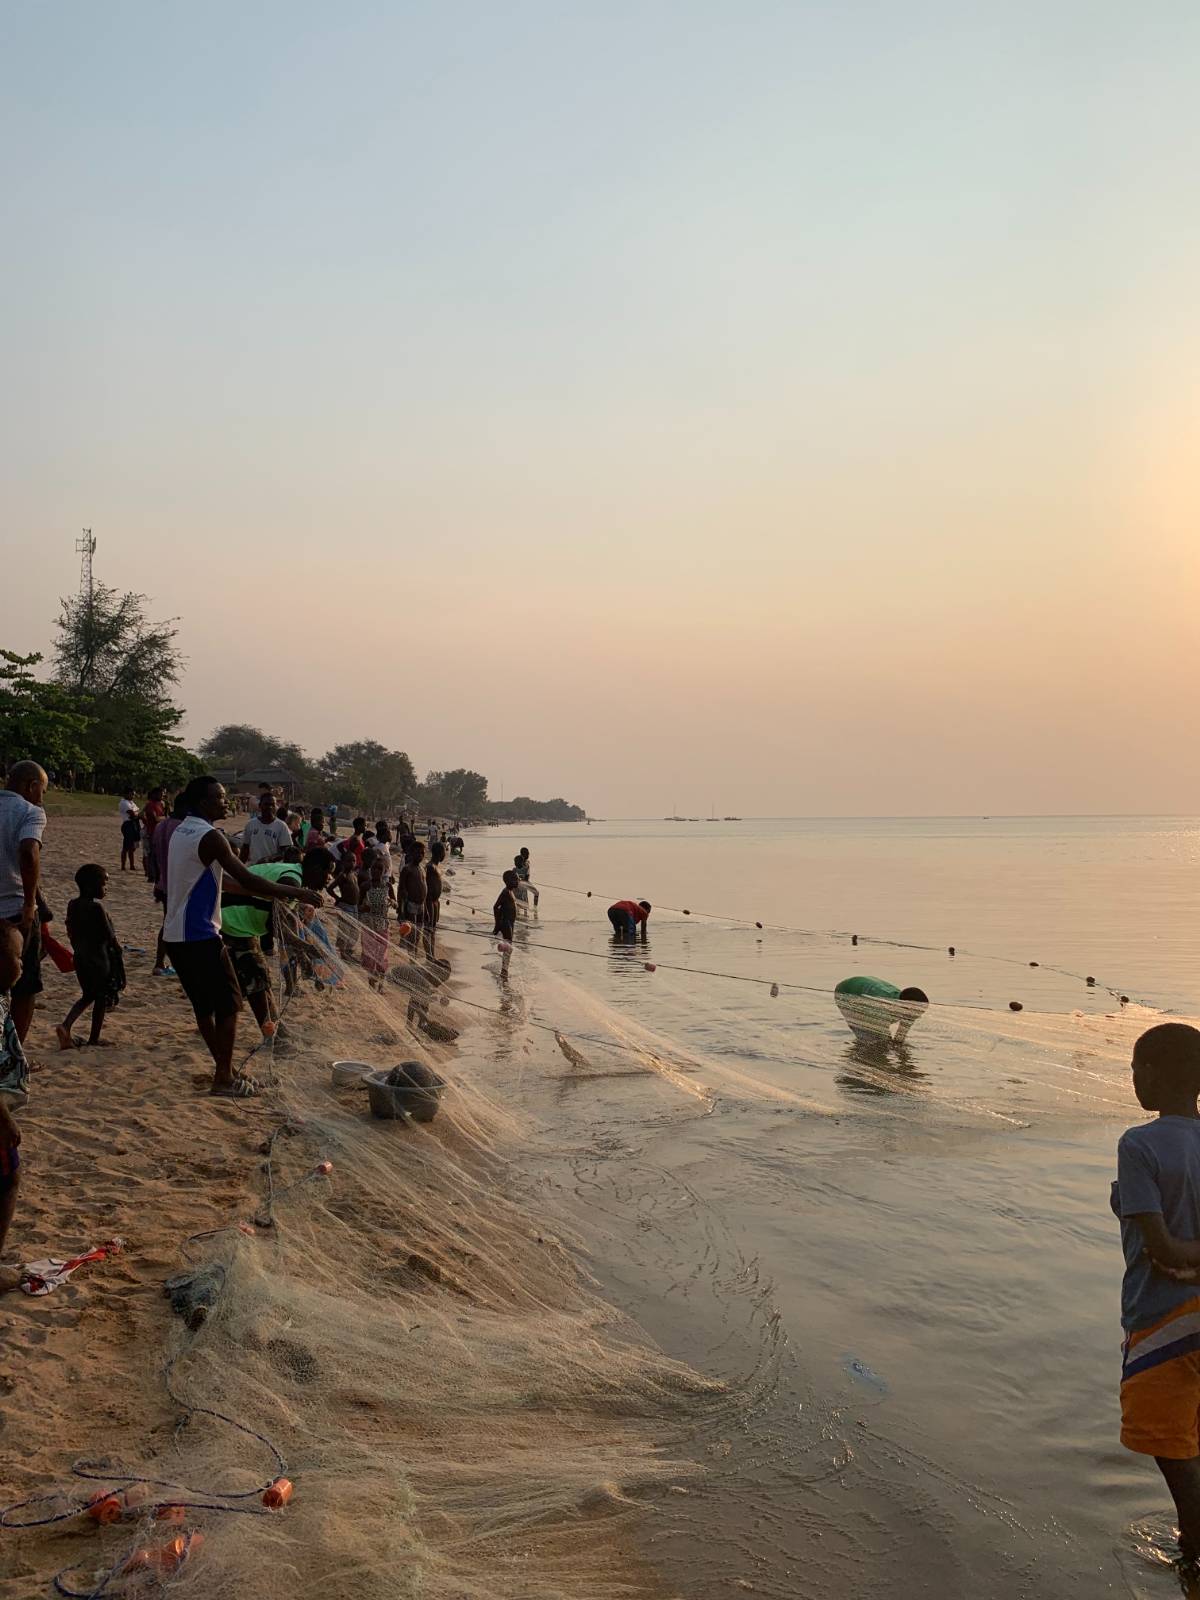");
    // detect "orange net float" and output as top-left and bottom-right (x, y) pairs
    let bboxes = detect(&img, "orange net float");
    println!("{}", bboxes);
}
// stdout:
(155, 1504), (186, 1525)
(263, 1477), (294, 1509)
(85, 1493), (122, 1525)
(643, 963), (656, 972)
(125, 1532), (203, 1576)
(397, 922), (413, 937)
